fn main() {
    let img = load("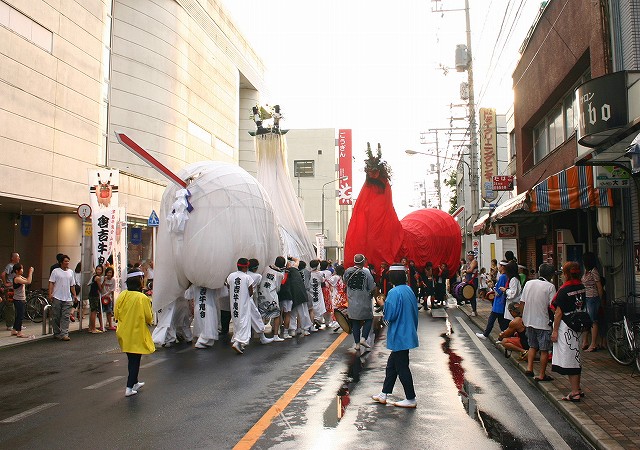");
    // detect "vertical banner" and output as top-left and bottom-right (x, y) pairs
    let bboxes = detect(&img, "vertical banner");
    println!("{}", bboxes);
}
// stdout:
(479, 108), (498, 202)
(338, 129), (352, 205)
(315, 233), (326, 260)
(88, 169), (119, 269)
(114, 206), (127, 294)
